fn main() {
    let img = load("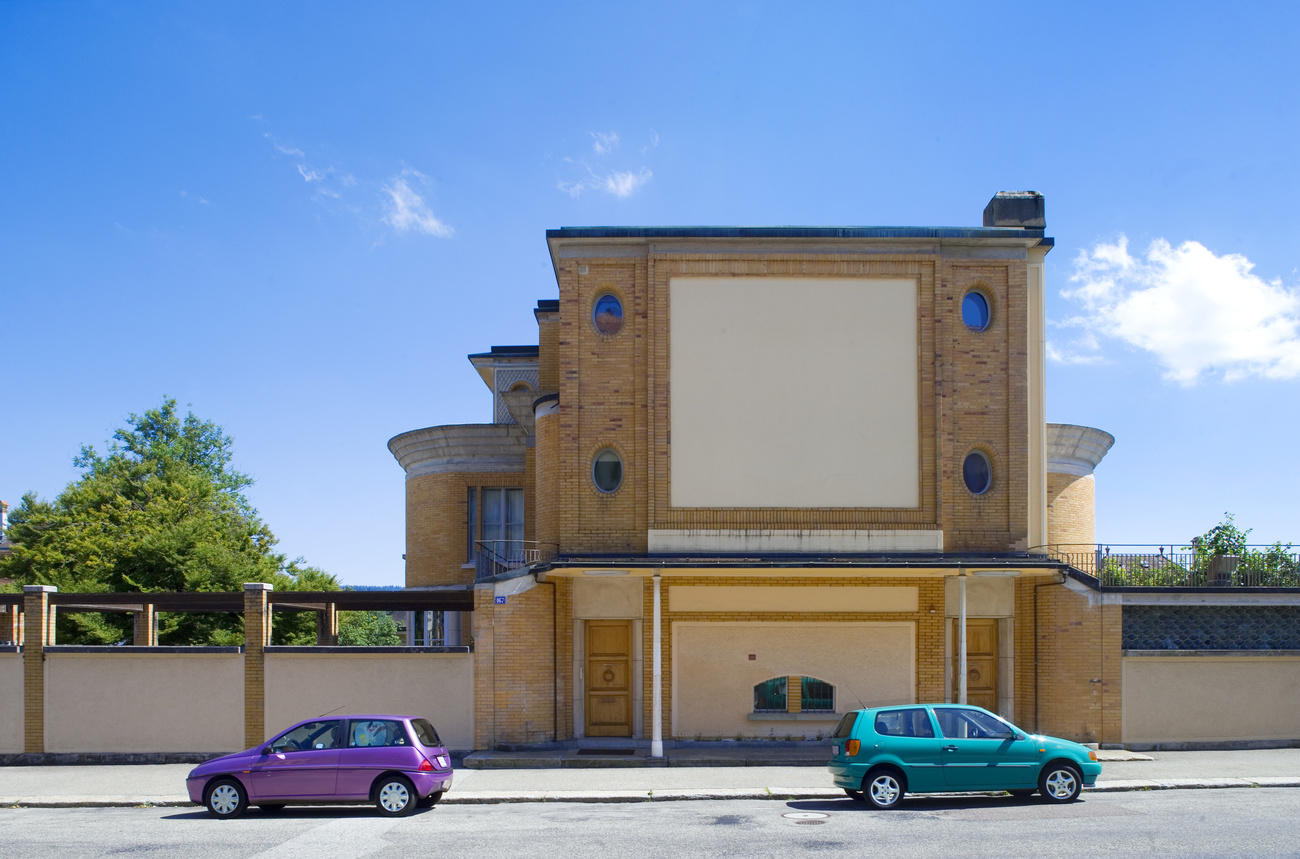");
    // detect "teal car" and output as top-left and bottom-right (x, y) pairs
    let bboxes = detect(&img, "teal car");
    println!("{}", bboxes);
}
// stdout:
(828, 704), (1101, 809)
